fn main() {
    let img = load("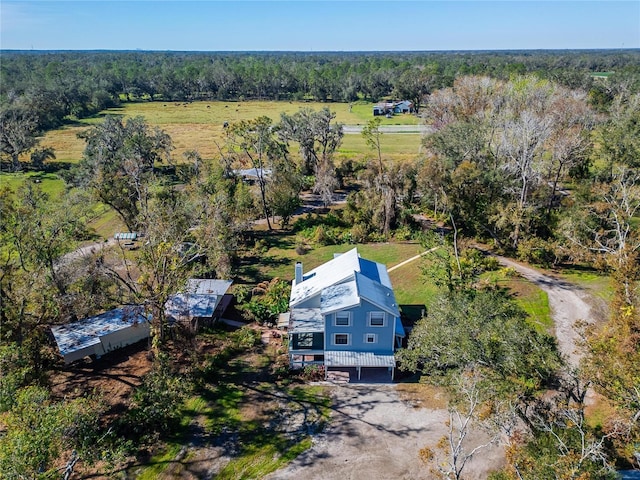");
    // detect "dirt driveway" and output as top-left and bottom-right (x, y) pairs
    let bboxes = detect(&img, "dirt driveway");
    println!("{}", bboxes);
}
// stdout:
(266, 384), (504, 480)
(495, 256), (604, 368)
